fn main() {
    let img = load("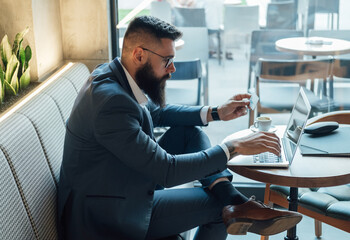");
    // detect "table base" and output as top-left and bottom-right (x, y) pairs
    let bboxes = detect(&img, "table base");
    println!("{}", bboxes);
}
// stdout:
(285, 187), (299, 240)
